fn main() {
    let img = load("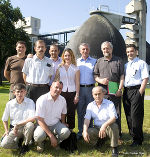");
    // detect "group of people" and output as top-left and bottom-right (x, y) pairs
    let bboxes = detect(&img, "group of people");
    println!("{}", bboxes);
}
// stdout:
(1, 40), (149, 156)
